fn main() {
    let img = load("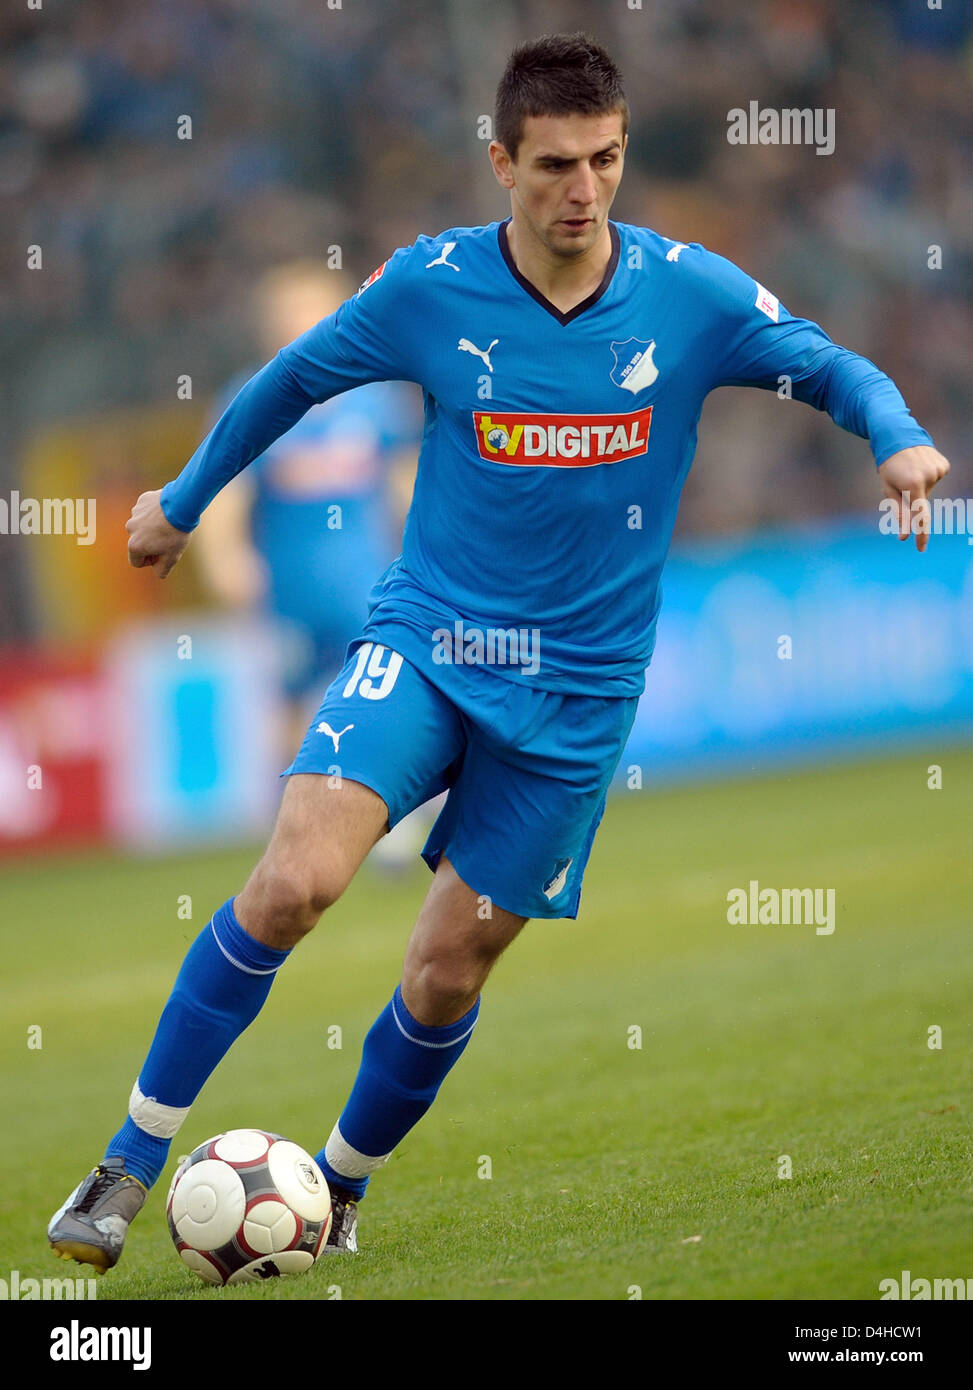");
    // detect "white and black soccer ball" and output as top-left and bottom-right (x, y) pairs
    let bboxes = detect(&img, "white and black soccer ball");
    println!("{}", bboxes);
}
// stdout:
(166, 1129), (332, 1285)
